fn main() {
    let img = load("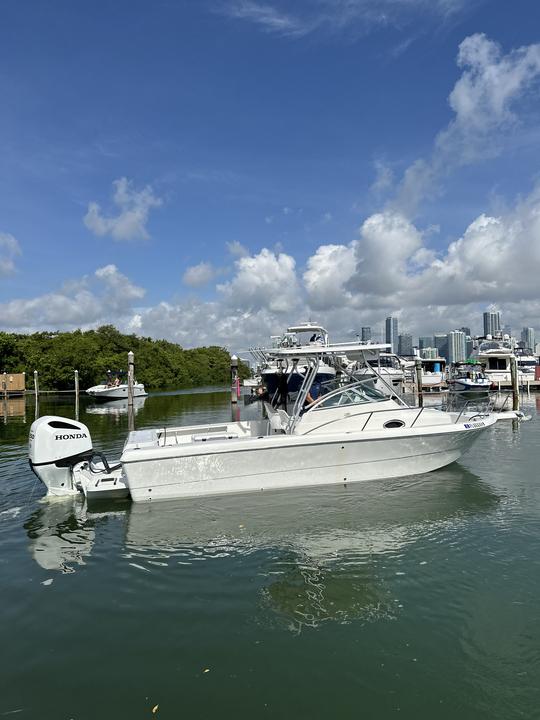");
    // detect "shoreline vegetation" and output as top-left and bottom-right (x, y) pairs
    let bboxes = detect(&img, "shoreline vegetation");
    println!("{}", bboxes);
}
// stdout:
(0, 325), (250, 391)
